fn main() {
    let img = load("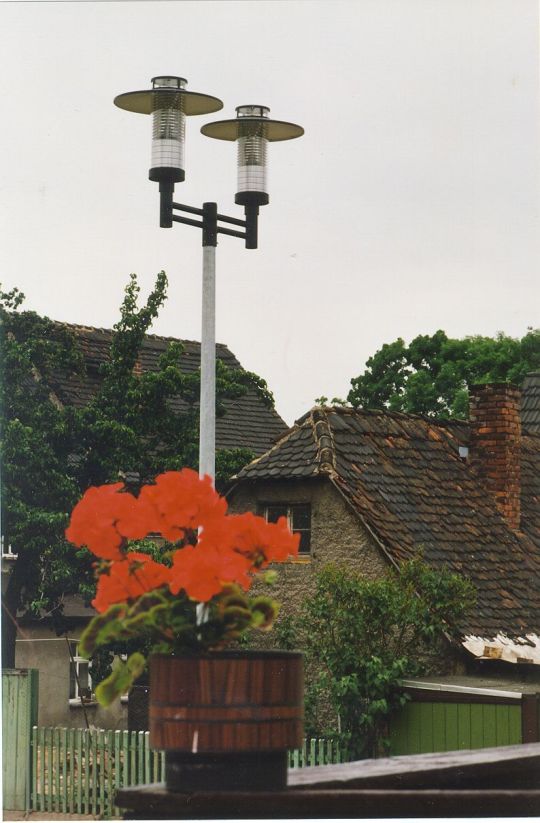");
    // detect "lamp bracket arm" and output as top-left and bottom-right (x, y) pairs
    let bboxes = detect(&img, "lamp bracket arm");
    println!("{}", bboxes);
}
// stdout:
(172, 215), (204, 230)
(172, 202), (204, 217)
(158, 189), (259, 249)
